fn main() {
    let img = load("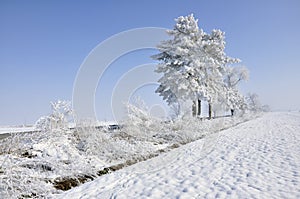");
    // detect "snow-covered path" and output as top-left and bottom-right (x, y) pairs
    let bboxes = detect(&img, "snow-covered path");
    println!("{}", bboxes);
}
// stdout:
(57, 112), (300, 199)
